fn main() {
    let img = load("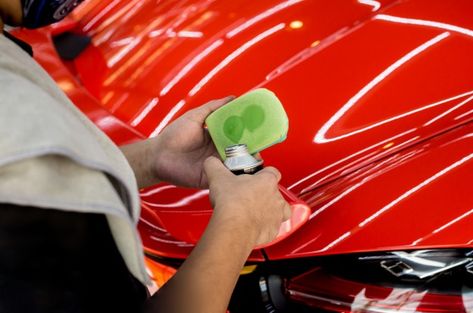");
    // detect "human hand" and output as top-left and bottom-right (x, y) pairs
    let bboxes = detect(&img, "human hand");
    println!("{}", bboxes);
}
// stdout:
(152, 96), (235, 188)
(203, 156), (291, 247)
